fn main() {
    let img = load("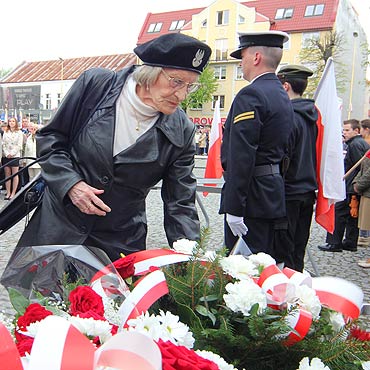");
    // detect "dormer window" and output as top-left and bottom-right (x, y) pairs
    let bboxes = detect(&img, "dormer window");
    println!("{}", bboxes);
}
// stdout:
(275, 8), (294, 19)
(148, 22), (163, 33)
(169, 20), (185, 31)
(304, 4), (324, 16)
